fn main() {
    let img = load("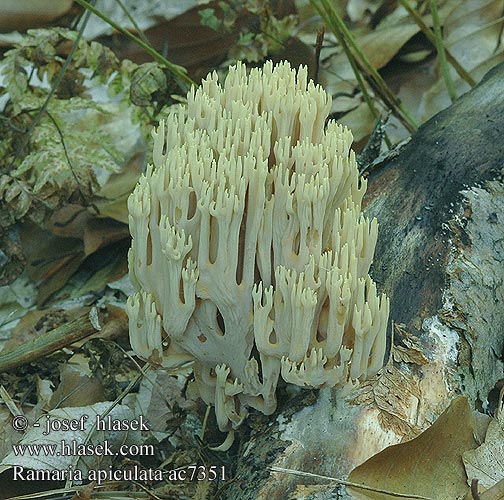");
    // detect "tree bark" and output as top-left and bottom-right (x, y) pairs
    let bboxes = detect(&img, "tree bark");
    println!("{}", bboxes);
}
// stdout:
(222, 62), (504, 500)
